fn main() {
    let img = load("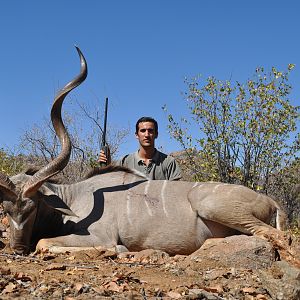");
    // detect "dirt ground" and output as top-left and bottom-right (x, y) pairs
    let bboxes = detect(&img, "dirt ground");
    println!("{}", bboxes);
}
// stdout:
(0, 242), (299, 299)
(0, 218), (299, 299)
(0, 245), (284, 300)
